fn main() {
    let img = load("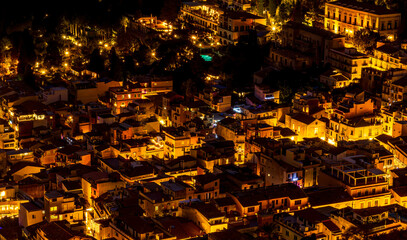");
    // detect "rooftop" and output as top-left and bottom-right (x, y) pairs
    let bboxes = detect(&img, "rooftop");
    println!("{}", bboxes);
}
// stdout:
(327, 0), (399, 15)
